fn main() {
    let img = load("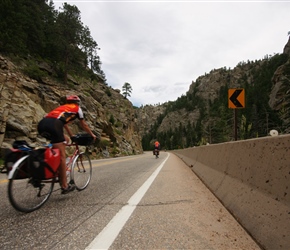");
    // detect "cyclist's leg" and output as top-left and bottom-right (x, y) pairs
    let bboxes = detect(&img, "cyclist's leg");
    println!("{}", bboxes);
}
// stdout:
(53, 142), (68, 188)
(51, 142), (74, 194)
(64, 134), (70, 144)
(38, 118), (74, 192)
